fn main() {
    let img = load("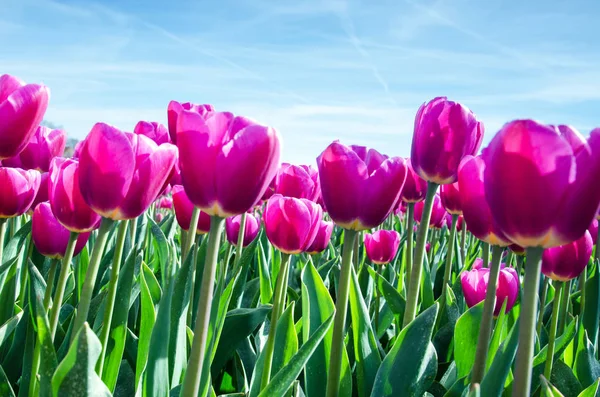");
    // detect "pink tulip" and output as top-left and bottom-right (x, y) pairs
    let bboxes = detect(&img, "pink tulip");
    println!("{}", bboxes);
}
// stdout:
(32, 202), (90, 258)
(588, 219), (598, 244)
(49, 158), (101, 233)
(364, 230), (401, 265)
(176, 111), (281, 217)
(411, 97), (483, 184)
(134, 121), (170, 145)
(155, 212), (164, 223)
(0, 167), (41, 218)
(157, 196), (173, 210)
(542, 231), (593, 281)
(167, 100), (214, 144)
(172, 185), (211, 234)
(264, 194), (322, 254)
(317, 143), (407, 230)
(0, 74), (50, 159)
(306, 220), (334, 254)
(461, 262), (519, 315)
(484, 122), (600, 248)
(440, 182), (462, 215)
(456, 215), (464, 231)
(78, 123), (177, 220)
(401, 160), (428, 203)
(2, 126), (66, 172)
(414, 193), (446, 227)
(225, 213), (261, 247)
(72, 140), (84, 159)
(274, 163), (320, 201)
(30, 172), (49, 213)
